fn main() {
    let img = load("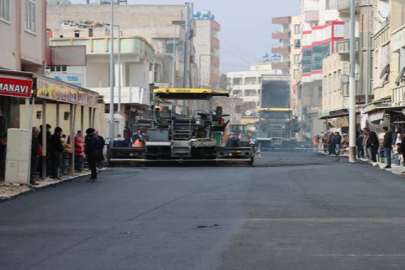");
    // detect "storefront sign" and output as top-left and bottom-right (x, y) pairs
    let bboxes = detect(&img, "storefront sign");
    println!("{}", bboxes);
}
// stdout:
(0, 77), (32, 98)
(37, 77), (98, 107)
(50, 73), (84, 88)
